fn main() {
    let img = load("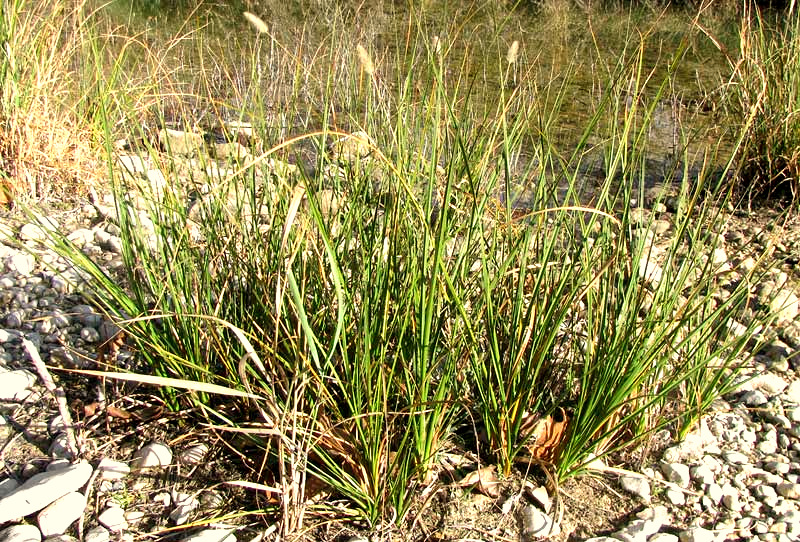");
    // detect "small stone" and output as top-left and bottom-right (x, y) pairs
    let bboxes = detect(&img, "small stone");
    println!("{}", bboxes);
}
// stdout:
(0, 369), (38, 401)
(131, 442), (172, 472)
(776, 483), (800, 499)
(178, 443), (209, 467)
(520, 504), (560, 538)
(6, 253), (35, 276)
(98, 506), (128, 532)
(37, 492), (87, 537)
(83, 527), (109, 542)
(0, 462), (92, 523)
(199, 491), (223, 509)
(5, 310), (24, 329)
(691, 465), (715, 486)
(661, 463), (691, 488)
(620, 475), (651, 503)
(665, 488), (685, 505)
(0, 329), (19, 345)
(48, 433), (73, 459)
(650, 535), (679, 542)
(71, 306), (102, 328)
(750, 373), (790, 396)
(169, 493), (199, 525)
(97, 458), (130, 481)
(80, 327), (100, 343)
(705, 483), (723, 504)
(613, 518), (663, 542)
(66, 228), (95, 248)
(741, 390), (769, 406)
(20, 219), (58, 243)
(0, 524), (42, 542)
(678, 527), (717, 542)
(755, 484), (778, 500)
(0, 478), (20, 498)
(723, 451), (749, 465)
